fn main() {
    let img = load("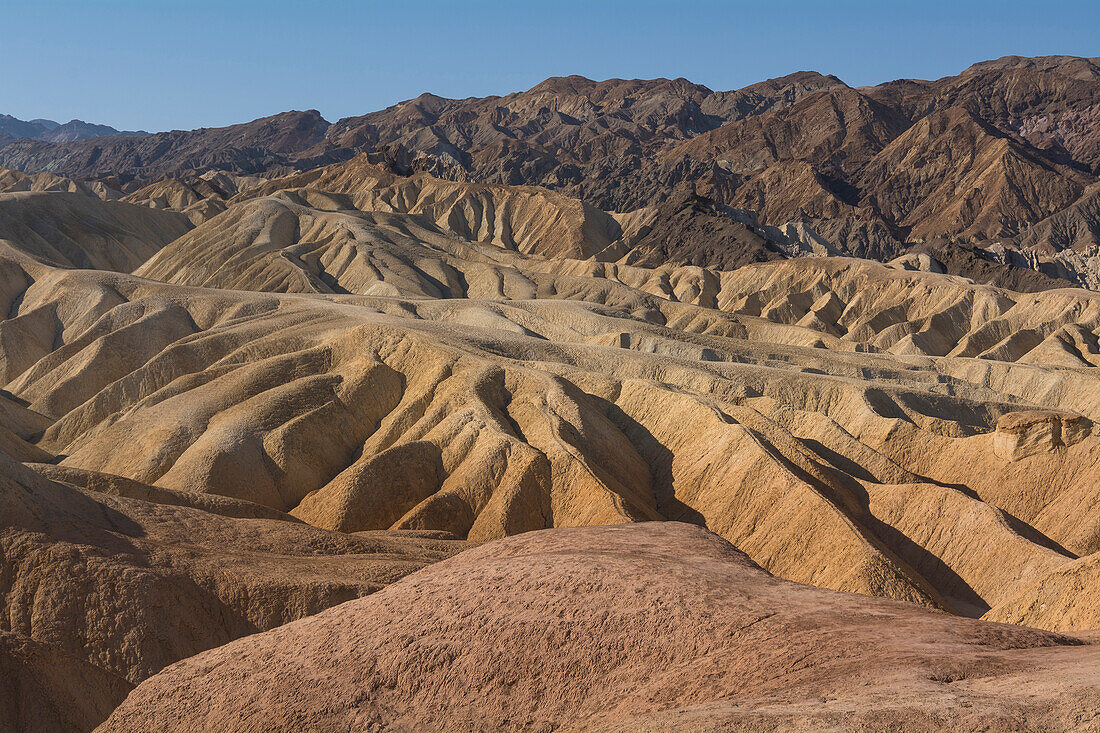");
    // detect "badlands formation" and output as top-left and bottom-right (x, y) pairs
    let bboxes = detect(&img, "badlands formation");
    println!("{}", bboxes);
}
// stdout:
(0, 56), (1099, 732)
